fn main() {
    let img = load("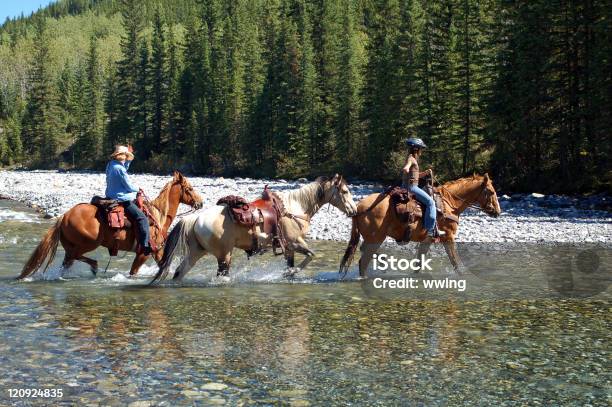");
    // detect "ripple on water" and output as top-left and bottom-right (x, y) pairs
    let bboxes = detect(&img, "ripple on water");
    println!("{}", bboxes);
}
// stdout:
(0, 200), (610, 405)
(0, 208), (41, 223)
